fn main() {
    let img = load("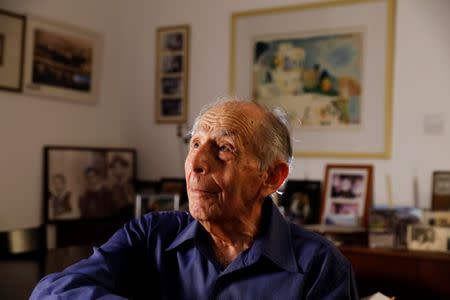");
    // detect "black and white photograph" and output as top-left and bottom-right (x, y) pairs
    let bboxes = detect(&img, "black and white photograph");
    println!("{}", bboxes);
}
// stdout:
(163, 32), (183, 51)
(407, 224), (450, 252)
(161, 98), (182, 116)
(44, 146), (136, 222)
(155, 25), (189, 123)
(161, 77), (183, 95)
(162, 55), (183, 73)
(23, 16), (101, 103)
